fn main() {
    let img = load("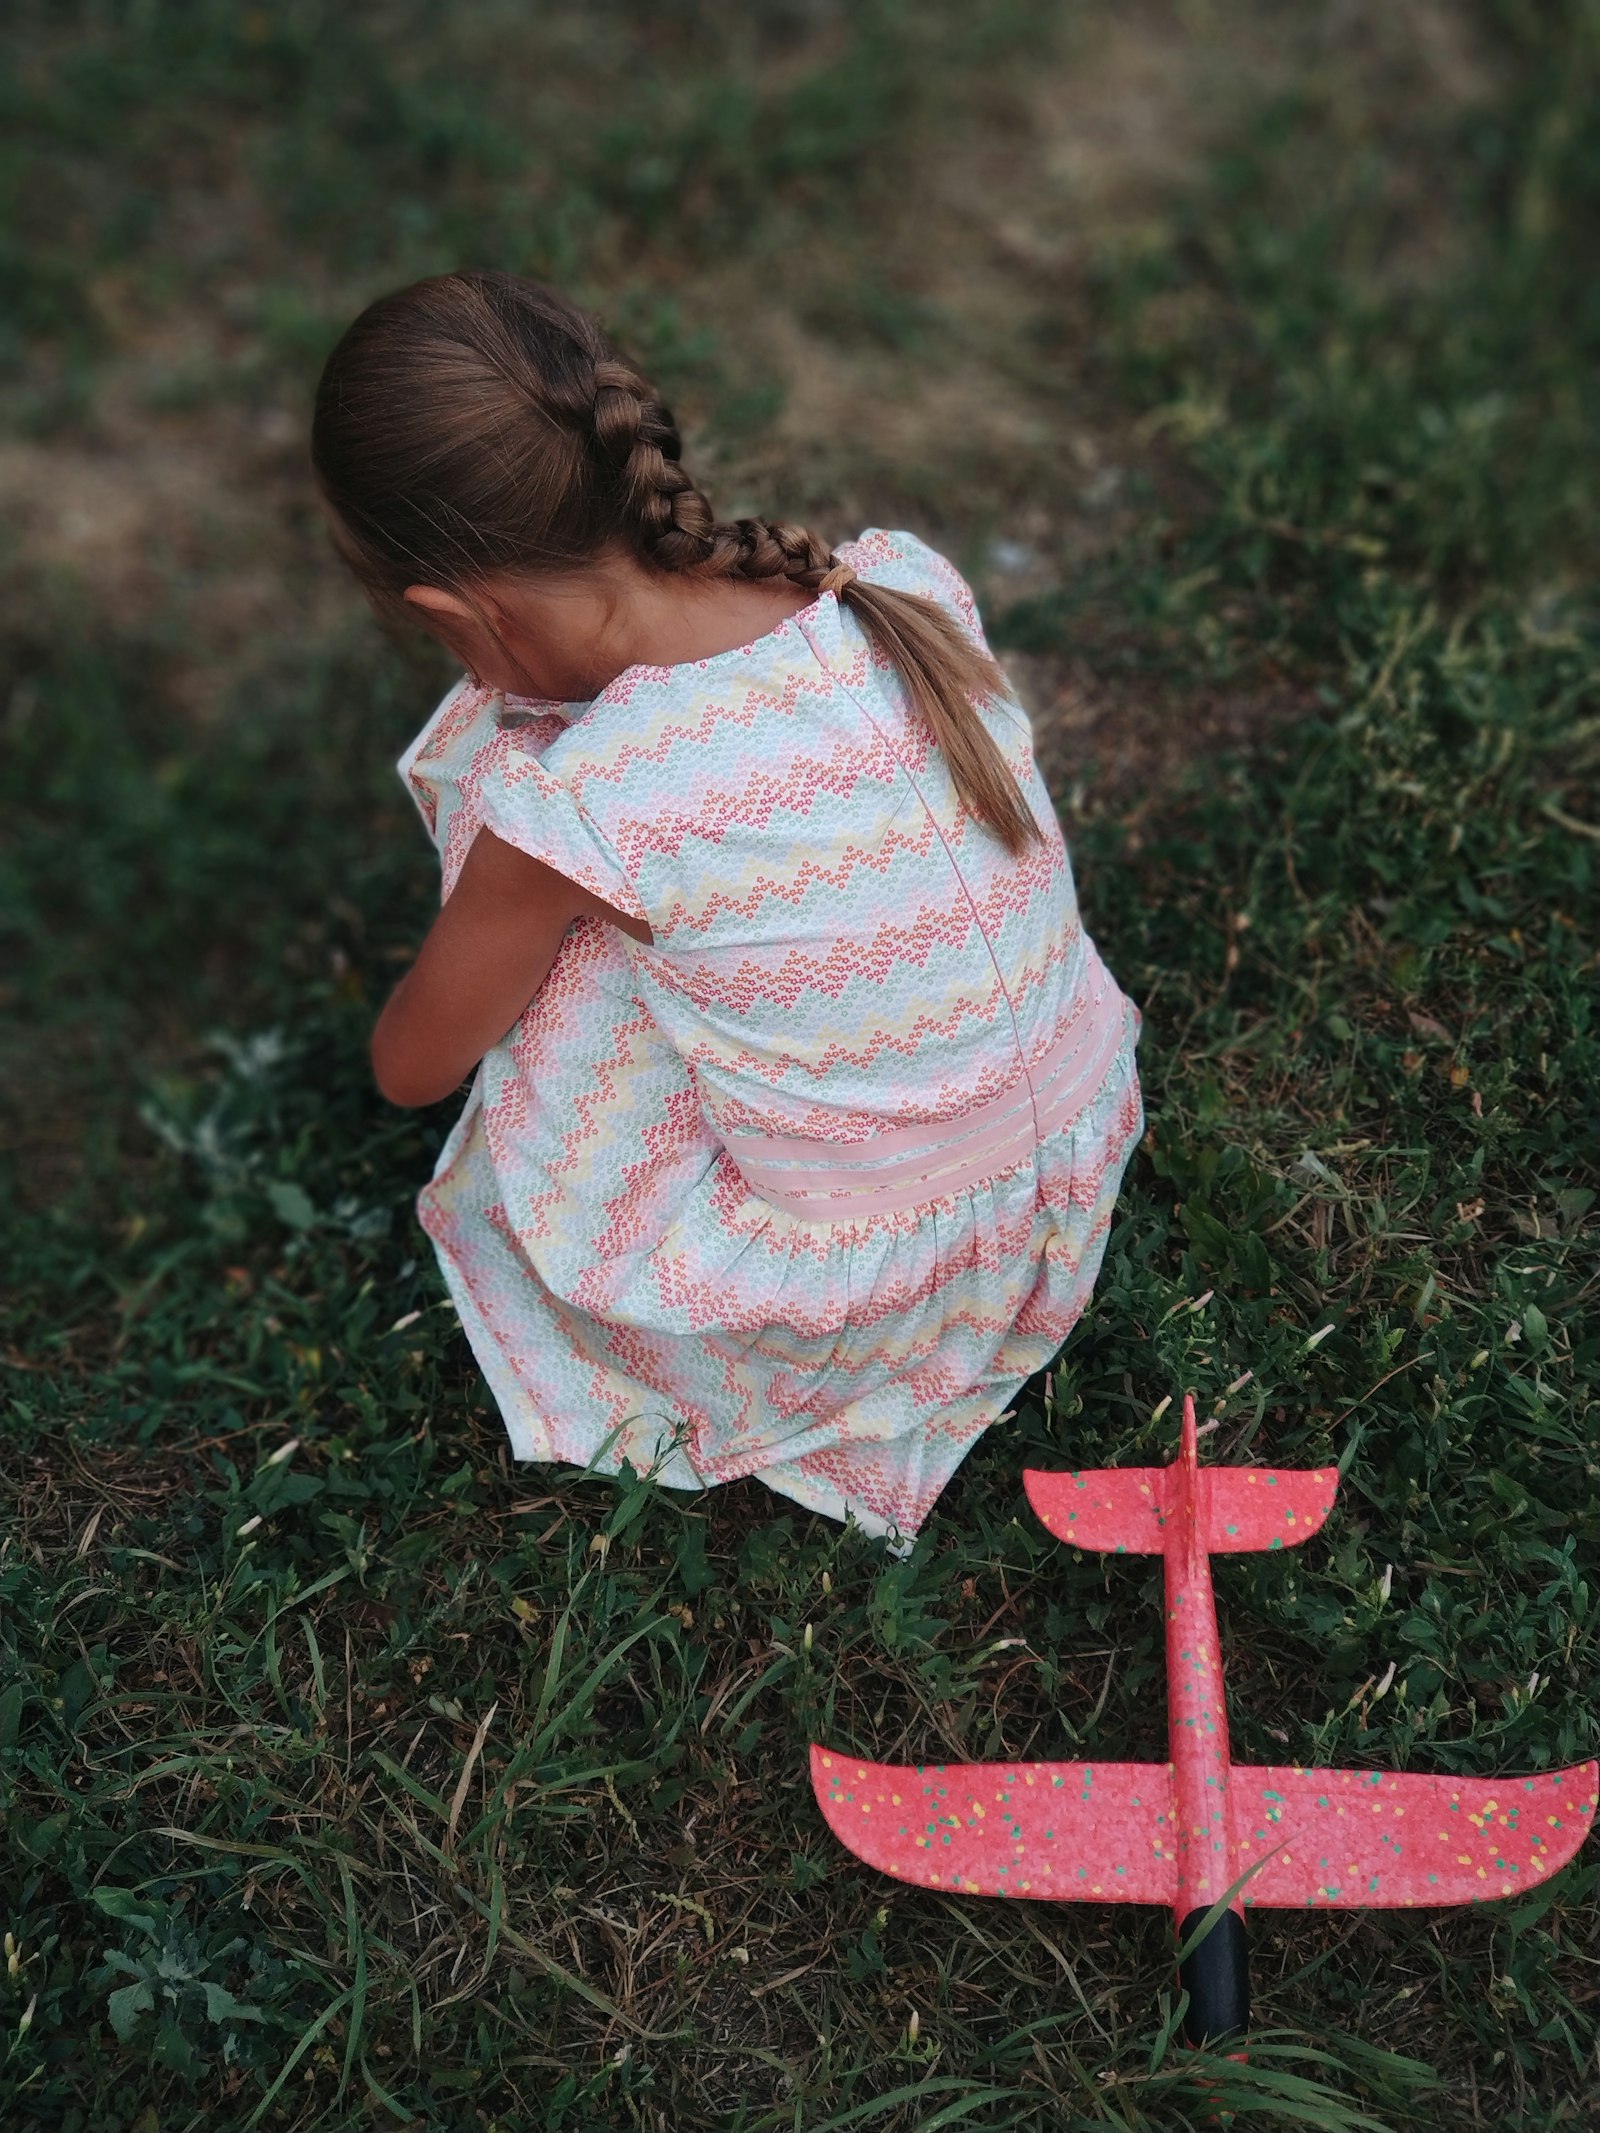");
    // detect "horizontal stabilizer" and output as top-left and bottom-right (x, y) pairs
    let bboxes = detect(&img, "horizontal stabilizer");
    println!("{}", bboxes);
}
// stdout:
(1024, 1464), (1338, 1555)
(1228, 1760), (1599, 1908)
(1201, 1467), (1338, 1553)
(1022, 1467), (1169, 1553)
